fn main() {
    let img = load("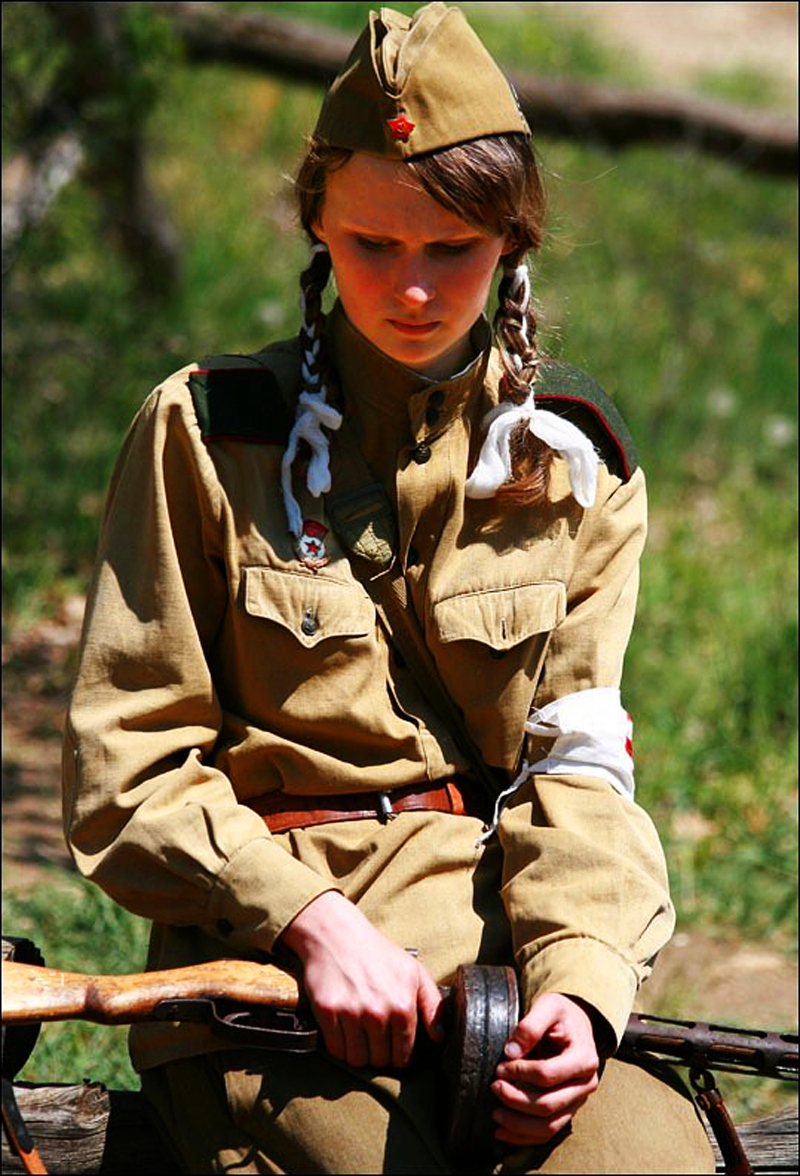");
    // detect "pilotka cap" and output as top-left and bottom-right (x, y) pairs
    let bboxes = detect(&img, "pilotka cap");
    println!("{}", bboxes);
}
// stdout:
(314, 2), (530, 159)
